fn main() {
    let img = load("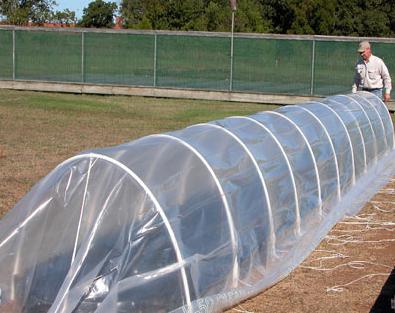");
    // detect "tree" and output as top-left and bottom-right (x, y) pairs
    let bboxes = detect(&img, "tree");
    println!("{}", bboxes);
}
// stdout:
(80, 0), (118, 28)
(119, 0), (395, 36)
(235, 0), (271, 33)
(51, 9), (77, 25)
(203, 1), (230, 31)
(165, 0), (206, 30)
(120, 0), (205, 30)
(120, 0), (271, 32)
(0, 0), (56, 25)
(260, 0), (294, 33)
(331, 0), (362, 36)
(286, 0), (337, 35)
(358, 0), (391, 37)
(120, 0), (146, 28)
